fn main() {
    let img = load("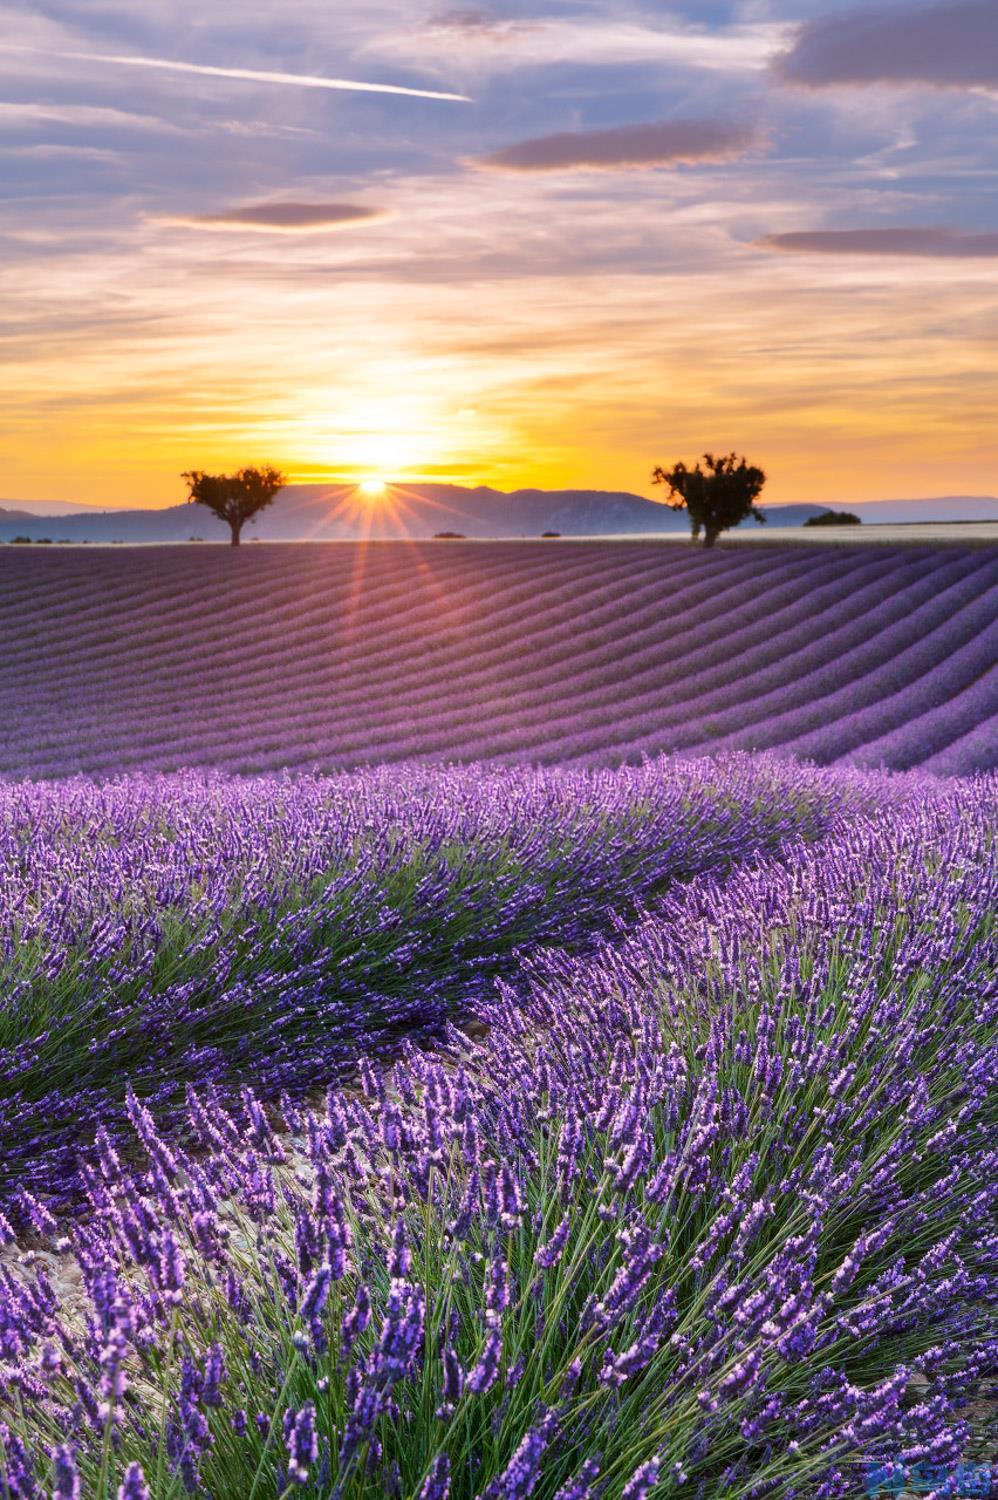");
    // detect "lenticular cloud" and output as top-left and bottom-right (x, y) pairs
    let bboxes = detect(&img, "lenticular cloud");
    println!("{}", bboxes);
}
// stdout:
(774, 0), (998, 90)
(760, 227), (998, 257)
(478, 118), (761, 171)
